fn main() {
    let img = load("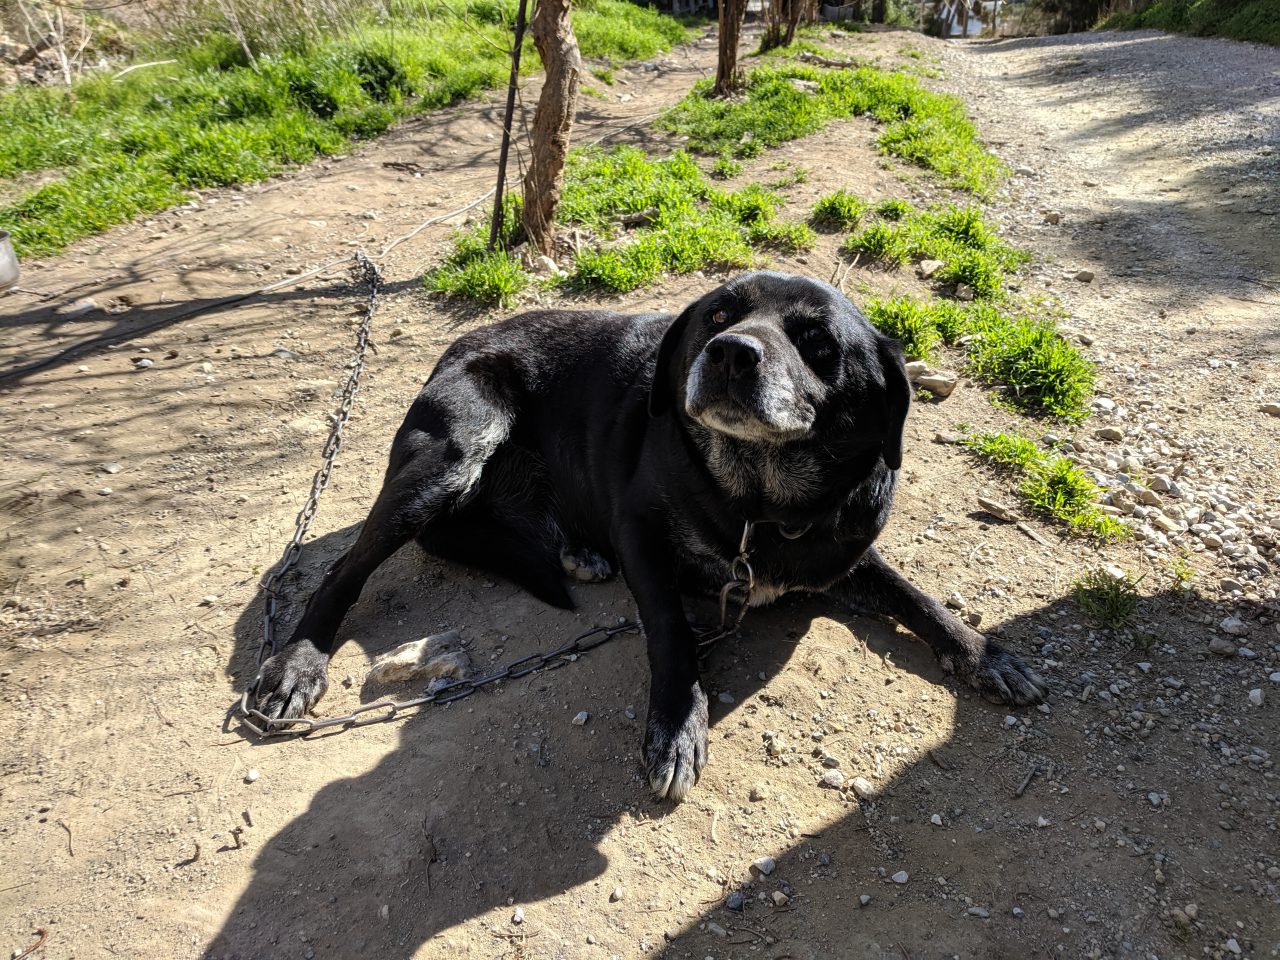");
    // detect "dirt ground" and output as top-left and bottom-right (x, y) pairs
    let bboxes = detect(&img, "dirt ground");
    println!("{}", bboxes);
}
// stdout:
(2, 25), (1278, 960)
